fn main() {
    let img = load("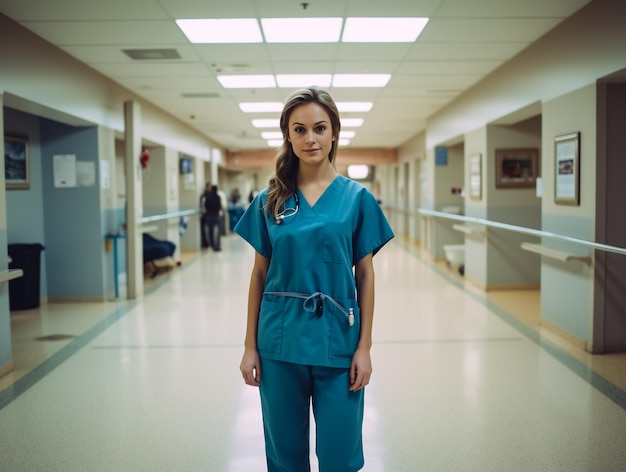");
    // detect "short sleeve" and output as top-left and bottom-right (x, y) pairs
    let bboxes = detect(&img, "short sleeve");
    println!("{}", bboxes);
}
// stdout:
(353, 189), (394, 262)
(233, 190), (273, 259)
